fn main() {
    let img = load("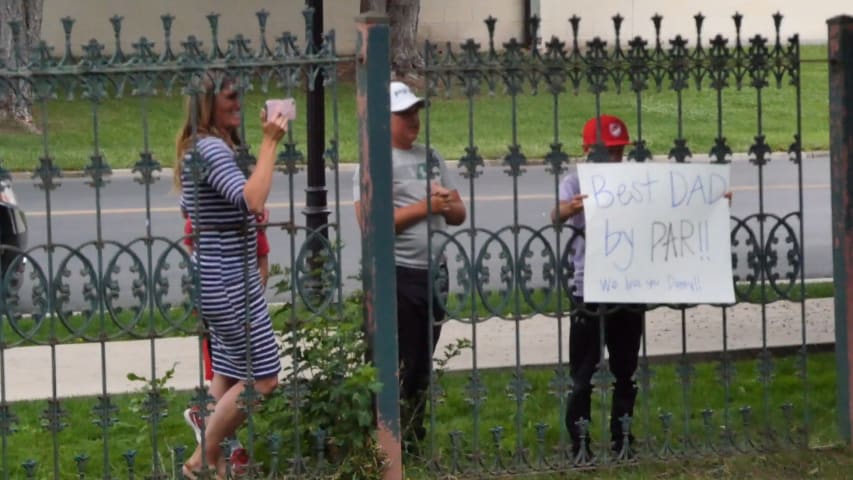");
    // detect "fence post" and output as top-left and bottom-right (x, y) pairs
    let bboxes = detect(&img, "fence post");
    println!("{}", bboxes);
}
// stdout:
(355, 11), (402, 478)
(304, 0), (330, 289)
(829, 14), (853, 443)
